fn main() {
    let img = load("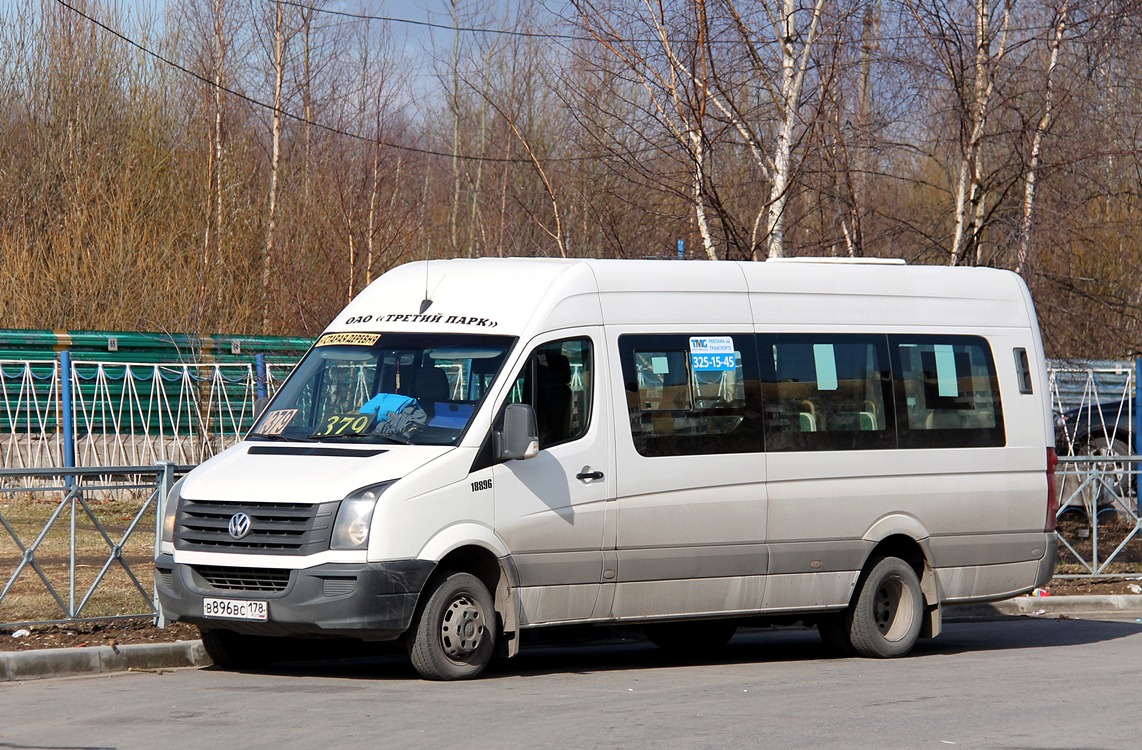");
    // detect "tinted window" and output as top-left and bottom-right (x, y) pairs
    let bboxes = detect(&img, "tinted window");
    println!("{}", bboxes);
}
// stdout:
(890, 336), (1004, 448)
(619, 334), (764, 456)
(761, 335), (894, 452)
(508, 338), (592, 449)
